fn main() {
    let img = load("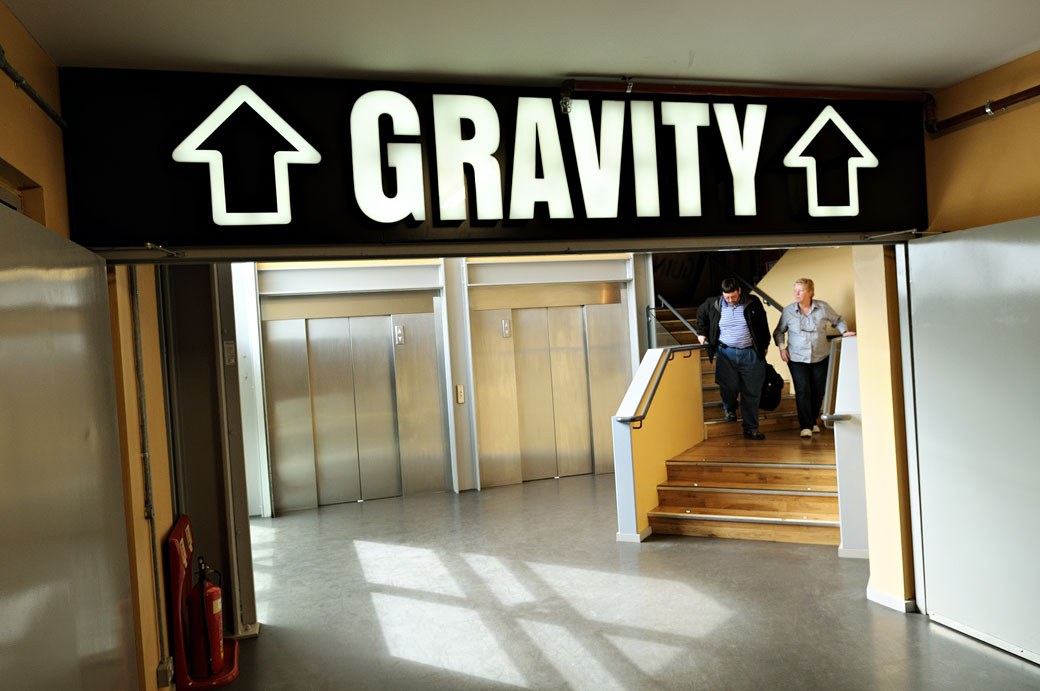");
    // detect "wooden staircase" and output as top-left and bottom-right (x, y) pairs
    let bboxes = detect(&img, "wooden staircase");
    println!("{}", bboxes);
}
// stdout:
(655, 306), (801, 437)
(648, 430), (840, 545)
(650, 306), (839, 545)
